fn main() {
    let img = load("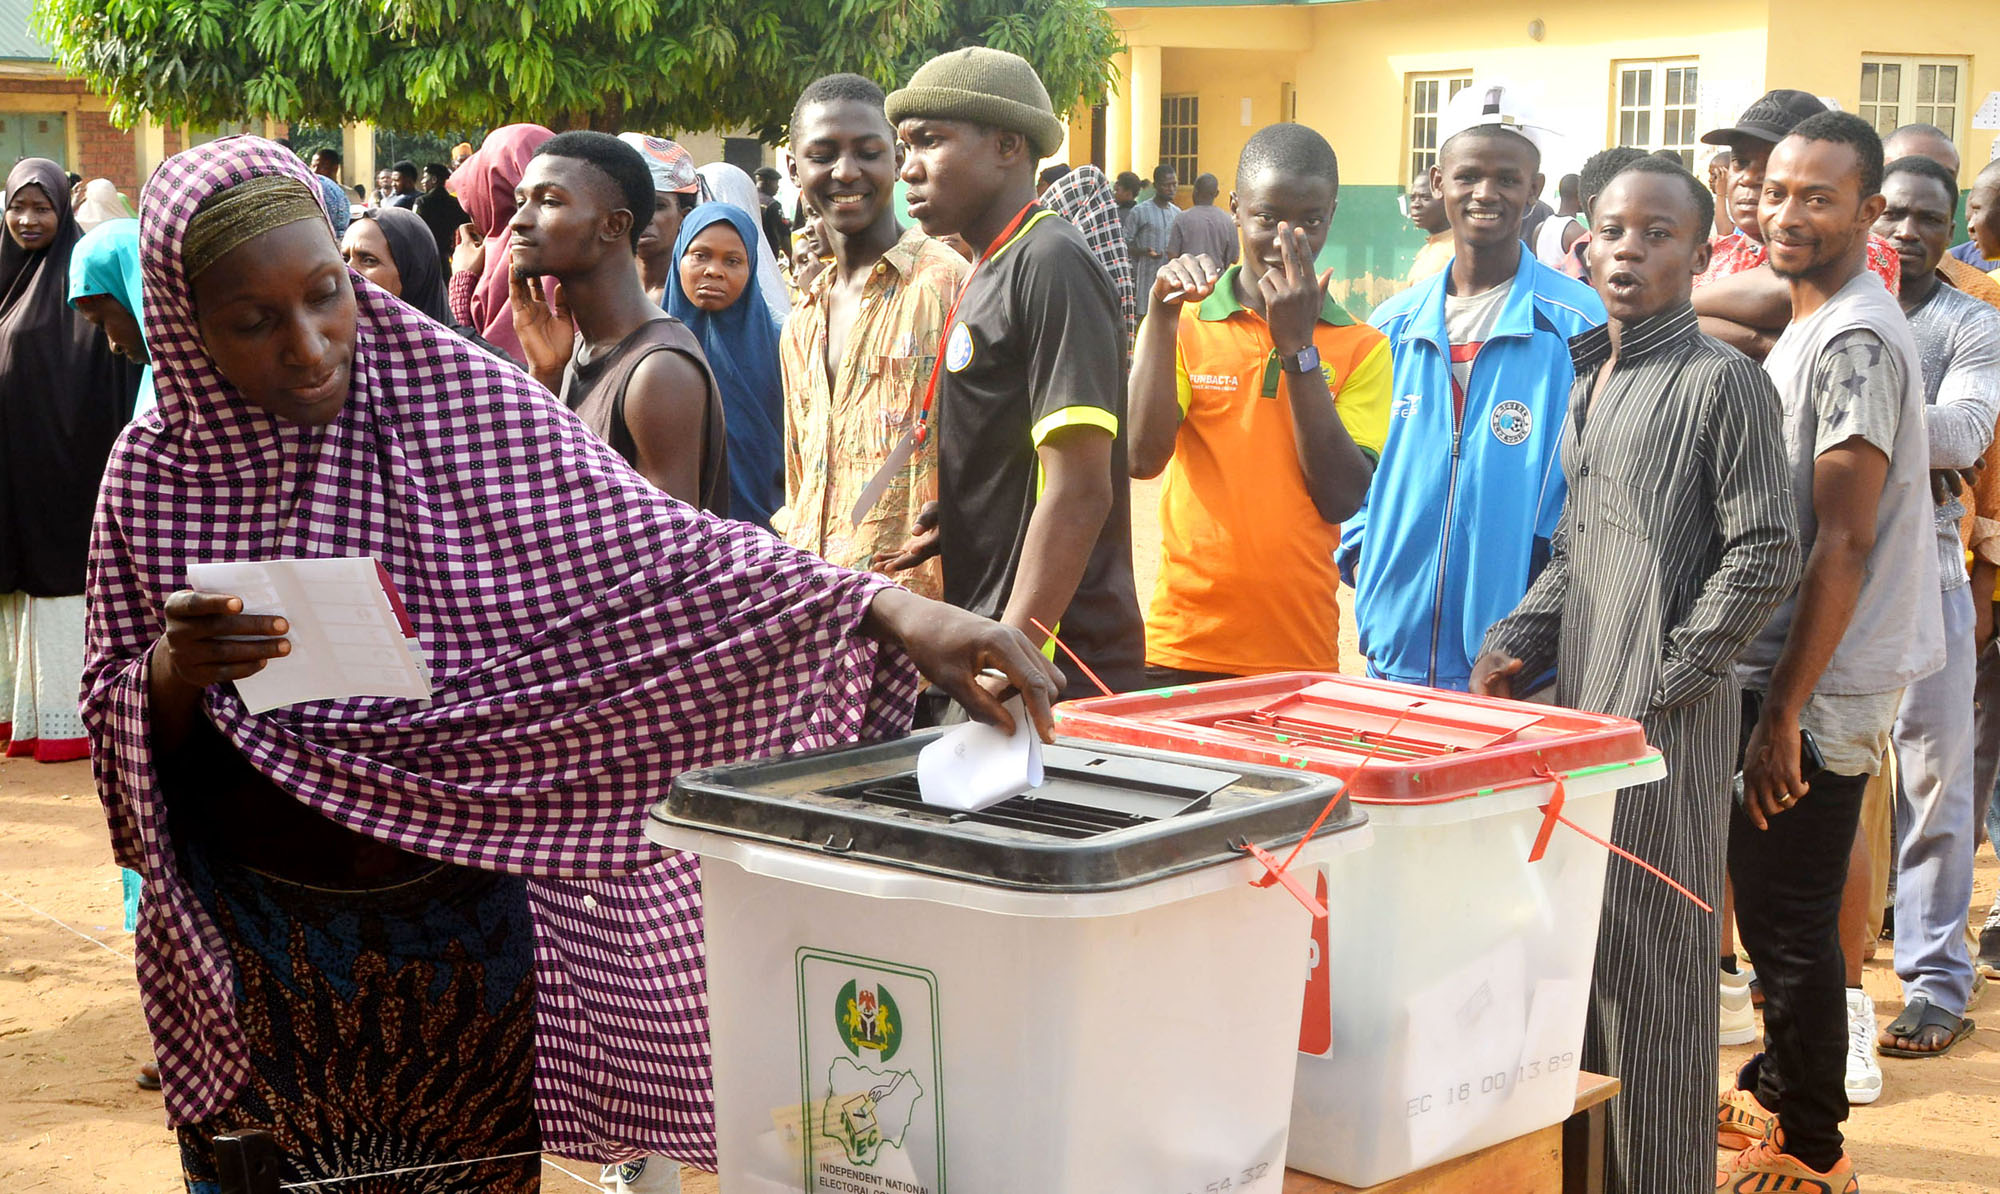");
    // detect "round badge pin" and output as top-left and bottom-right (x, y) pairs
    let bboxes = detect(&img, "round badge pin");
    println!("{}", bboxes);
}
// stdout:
(1490, 400), (1532, 445)
(945, 323), (975, 373)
